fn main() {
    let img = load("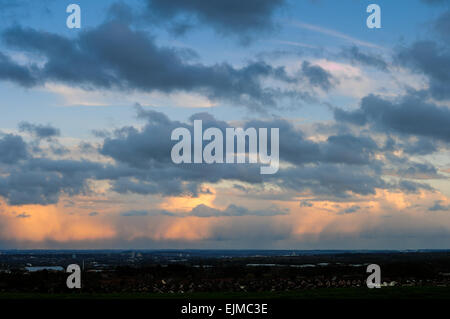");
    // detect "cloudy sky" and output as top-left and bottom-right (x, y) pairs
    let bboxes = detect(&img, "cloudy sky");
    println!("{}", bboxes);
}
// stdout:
(0, 0), (449, 249)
